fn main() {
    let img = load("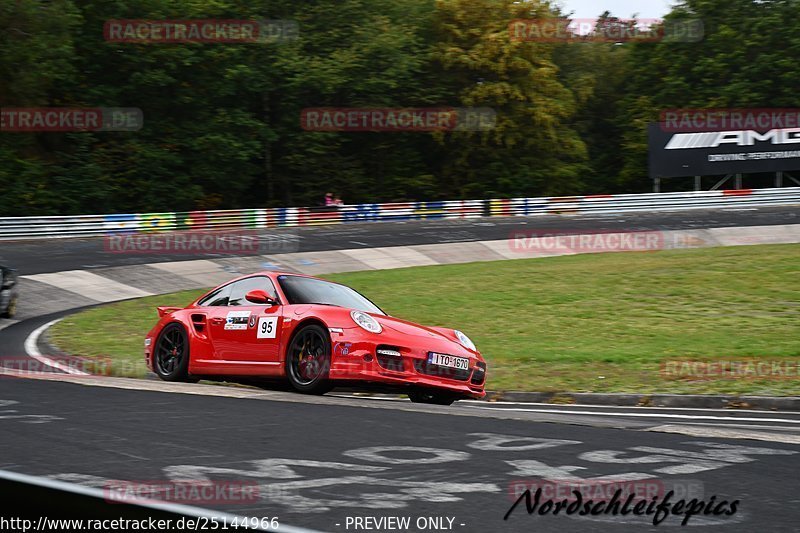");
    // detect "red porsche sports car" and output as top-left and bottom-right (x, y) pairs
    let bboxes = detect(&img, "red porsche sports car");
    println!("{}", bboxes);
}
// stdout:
(145, 271), (486, 404)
